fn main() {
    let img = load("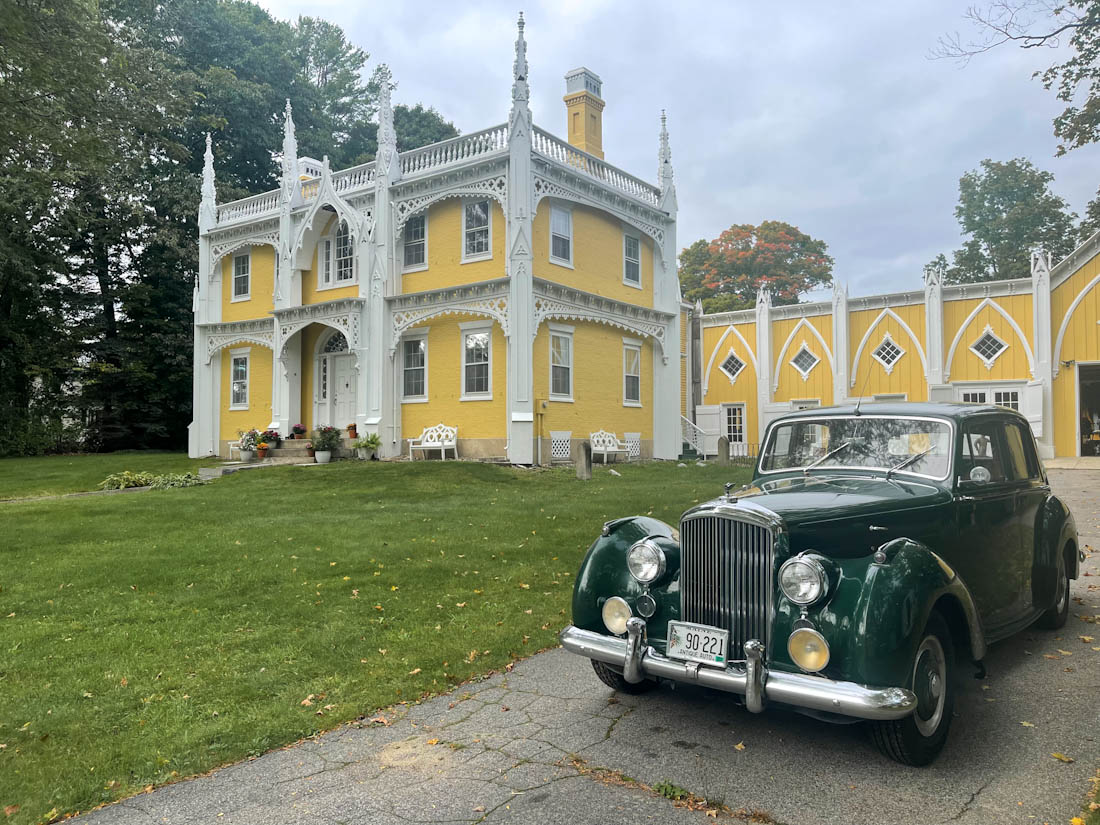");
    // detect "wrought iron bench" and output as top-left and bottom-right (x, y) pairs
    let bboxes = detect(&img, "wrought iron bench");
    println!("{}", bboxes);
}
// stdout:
(409, 423), (458, 460)
(589, 430), (630, 464)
